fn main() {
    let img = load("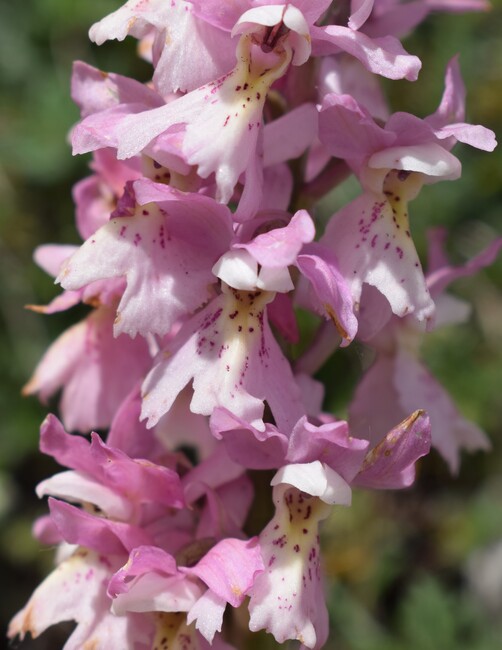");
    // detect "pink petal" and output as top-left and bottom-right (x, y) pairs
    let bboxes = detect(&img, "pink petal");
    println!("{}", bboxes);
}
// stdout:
(354, 410), (431, 489)
(34, 244), (78, 277)
(319, 56), (390, 122)
(48, 498), (151, 554)
(296, 243), (358, 345)
(88, 433), (185, 509)
(24, 307), (151, 432)
(427, 237), (502, 297)
(319, 92), (395, 172)
(261, 163), (293, 211)
(111, 567), (202, 616)
(197, 473), (254, 539)
(182, 445), (245, 505)
(39, 414), (184, 511)
(267, 291), (299, 343)
(287, 418), (369, 482)
(37, 471), (133, 521)
(312, 25), (422, 81)
(394, 350), (490, 473)
(349, 0), (375, 30)
(210, 408), (289, 470)
(184, 537), (264, 607)
(263, 104), (318, 167)
(433, 122), (497, 152)
(107, 387), (166, 461)
(150, 4), (235, 94)
(236, 209), (315, 268)
(349, 355), (406, 446)
(71, 61), (162, 118)
(154, 385), (216, 460)
(109, 545), (178, 597)
(426, 55), (466, 128)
